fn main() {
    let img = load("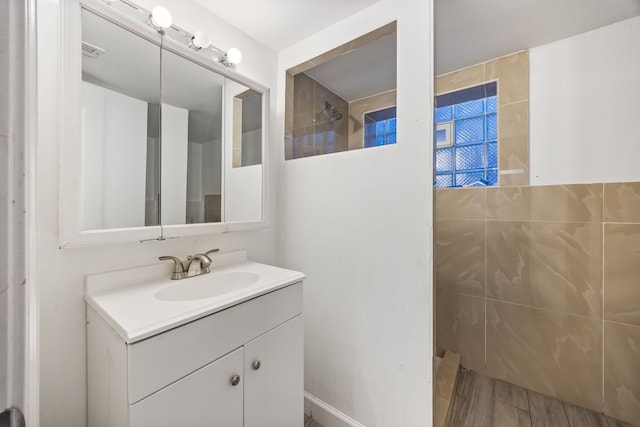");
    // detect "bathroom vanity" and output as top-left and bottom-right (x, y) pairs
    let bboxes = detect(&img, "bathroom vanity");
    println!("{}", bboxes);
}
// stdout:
(85, 252), (304, 427)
